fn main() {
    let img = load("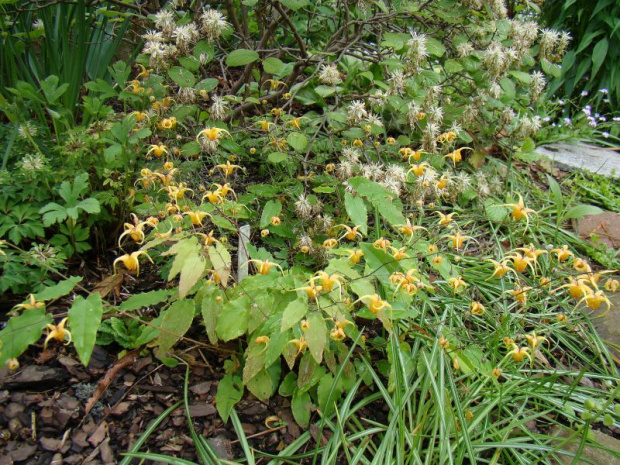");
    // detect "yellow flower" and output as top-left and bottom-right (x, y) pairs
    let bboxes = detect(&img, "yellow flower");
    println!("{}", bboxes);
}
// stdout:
(500, 194), (537, 230)
(13, 294), (45, 311)
(507, 285), (532, 307)
(373, 237), (391, 252)
(287, 336), (308, 356)
(444, 147), (472, 166)
(386, 137), (396, 145)
(605, 279), (619, 292)
(323, 238), (339, 249)
(215, 161), (242, 178)
(524, 332), (547, 349)
(579, 290), (611, 311)
(256, 120), (275, 131)
(446, 232), (471, 250)
(118, 214), (156, 247)
(492, 367), (503, 378)
(508, 344), (531, 363)
(261, 229), (270, 237)
(113, 251), (153, 276)
(147, 144), (168, 158)
(44, 318), (72, 349)
(550, 245), (574, 262)
(264, 79), (287, 90)
(7, 358), (19, 371)
(352, 139), (363, 147)
(553, 277), (593, 300)
(407, 162), (429, 177)
(506, 252), (535, 274)
(437, 211), (457, 226)
(573, 258), (591, 273)
(249, 259), (283, 275)
(486, 259), (516, 279)
(184, 210), (211, 226)
(390, 247), (409, 261)
(355, 294), (392, 315)
(447, 276), (467, 293)
(255, 336), (270, 345)
(337, 224), (364, 241)
(396, 219), (427, 237)
(347, 249), (364, 264)
(295, 282), (323, 300)
(196, 127), (231, 142)
(270, 216), (281, 226)
(471, 301), (485, 315)
(311, 271), (344, 294)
